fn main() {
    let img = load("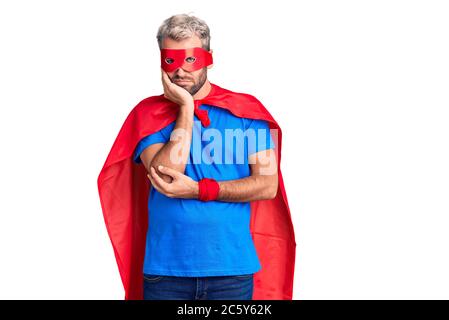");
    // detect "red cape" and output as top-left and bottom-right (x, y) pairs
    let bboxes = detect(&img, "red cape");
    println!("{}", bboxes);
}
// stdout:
(97, 83), (296, 299)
